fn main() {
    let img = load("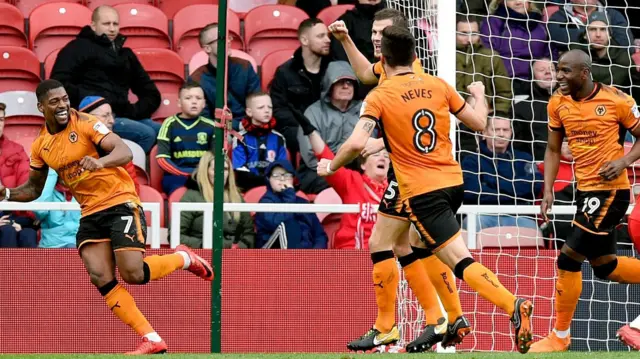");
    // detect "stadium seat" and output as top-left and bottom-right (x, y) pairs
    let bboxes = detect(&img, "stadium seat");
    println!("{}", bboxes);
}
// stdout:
(188, 50), (208, 75)
(0, 46), (41, 92)
(123, 139), (146, 171)
(172, 4), (242, 63)
(43, 47), (60, 79)
(0, 3), (28, 47)
(86, 0), (153, 10)
(4, 116), (44, 153)
(542, 5), (560, 22)
(168, 186), (187, 219)
(113, 4), (170, 49)
(29, 2), (91, 62)
(260, 48), (294, 91)
(151, 92), (179, 123)
(244, 4), (308, 64)
(139, 184), (166, 227)
(230, 49), (258, 73)
(14, 0), (82, 20)
(322, 213), (341, 249)
(136, 165), (150, 186)
(317, 4), (354, 25)
(0, 91), (41, 117)
(133, 48), (185, 94)
(476, 226), (544, 249)
(229, 0), (276, 14)
(313, 187), (341, 223)
(149, 145), (164, 194)
(158, 0), (218, 19)
(244, 185), (267, 203)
